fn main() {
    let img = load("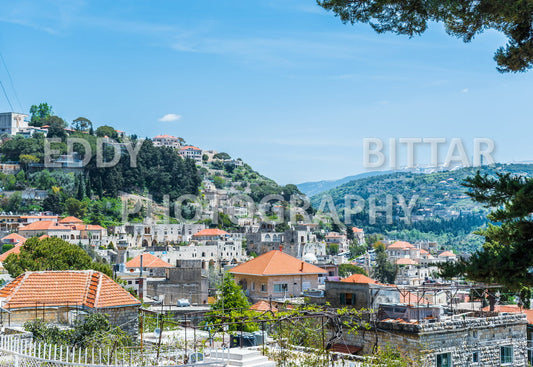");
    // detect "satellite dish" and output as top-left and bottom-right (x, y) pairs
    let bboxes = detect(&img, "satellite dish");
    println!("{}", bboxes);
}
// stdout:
(154, 328), (160, 336)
